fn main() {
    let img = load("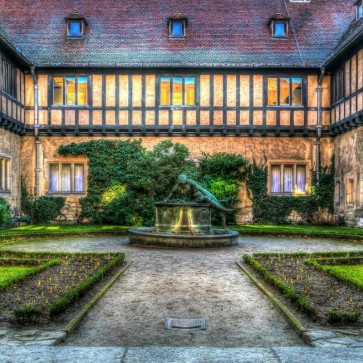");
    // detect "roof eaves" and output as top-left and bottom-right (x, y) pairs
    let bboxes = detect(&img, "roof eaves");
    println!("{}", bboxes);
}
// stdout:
(324, 20), (363, 67)
(34, 62), (321, 69)
(0, 27), (32, 66)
